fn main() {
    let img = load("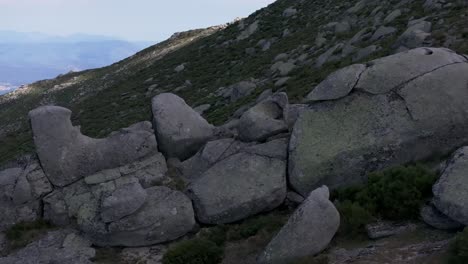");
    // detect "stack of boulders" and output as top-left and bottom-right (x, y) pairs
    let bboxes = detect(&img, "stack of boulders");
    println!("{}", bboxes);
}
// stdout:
(1, 47), (468, 262)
